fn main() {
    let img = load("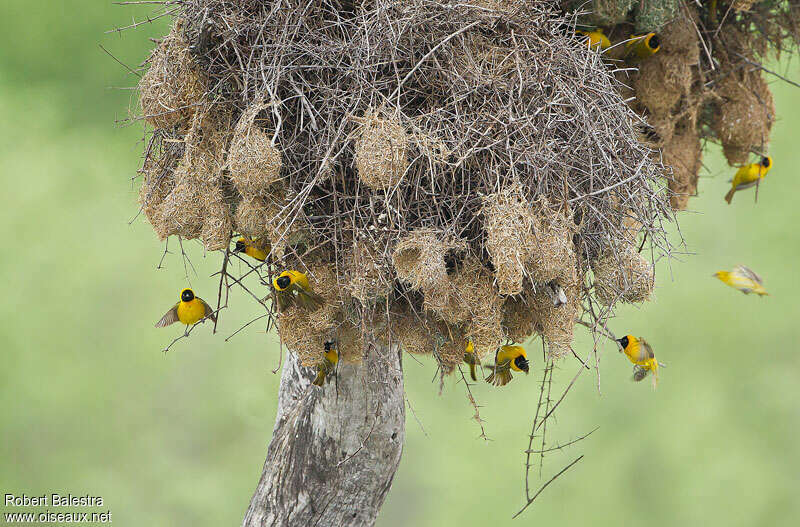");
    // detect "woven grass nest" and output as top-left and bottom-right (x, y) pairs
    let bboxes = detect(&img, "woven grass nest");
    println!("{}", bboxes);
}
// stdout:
(134, 0), (797, 373)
